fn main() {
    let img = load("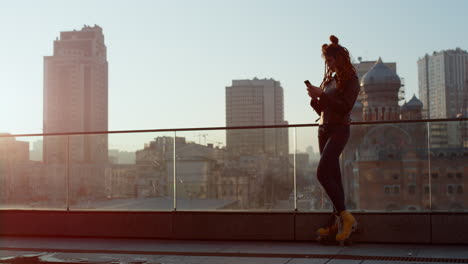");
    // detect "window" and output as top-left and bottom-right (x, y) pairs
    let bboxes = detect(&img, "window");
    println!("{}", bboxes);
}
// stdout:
(457, 185), (463, 194)
(424, 186), (429, 194)
(448, 173), (454, 179)
(408, 185), (416, 195)
(393, 174), (400, 180)
(456, 173), (463, 179)
(447, 185), (454, 194)
(384, 186), (390, 194)
(431, 173), (438, 179)
(393, 186), (400, 194)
